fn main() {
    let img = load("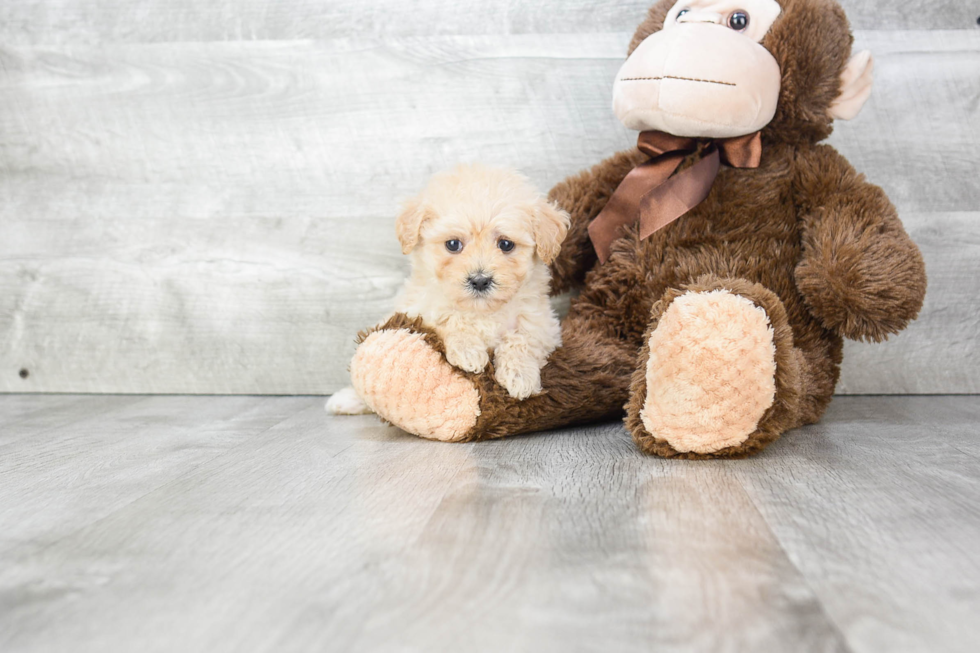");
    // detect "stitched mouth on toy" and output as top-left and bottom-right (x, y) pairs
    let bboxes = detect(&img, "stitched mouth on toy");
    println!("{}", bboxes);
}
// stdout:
(619, 75), (736, 87)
